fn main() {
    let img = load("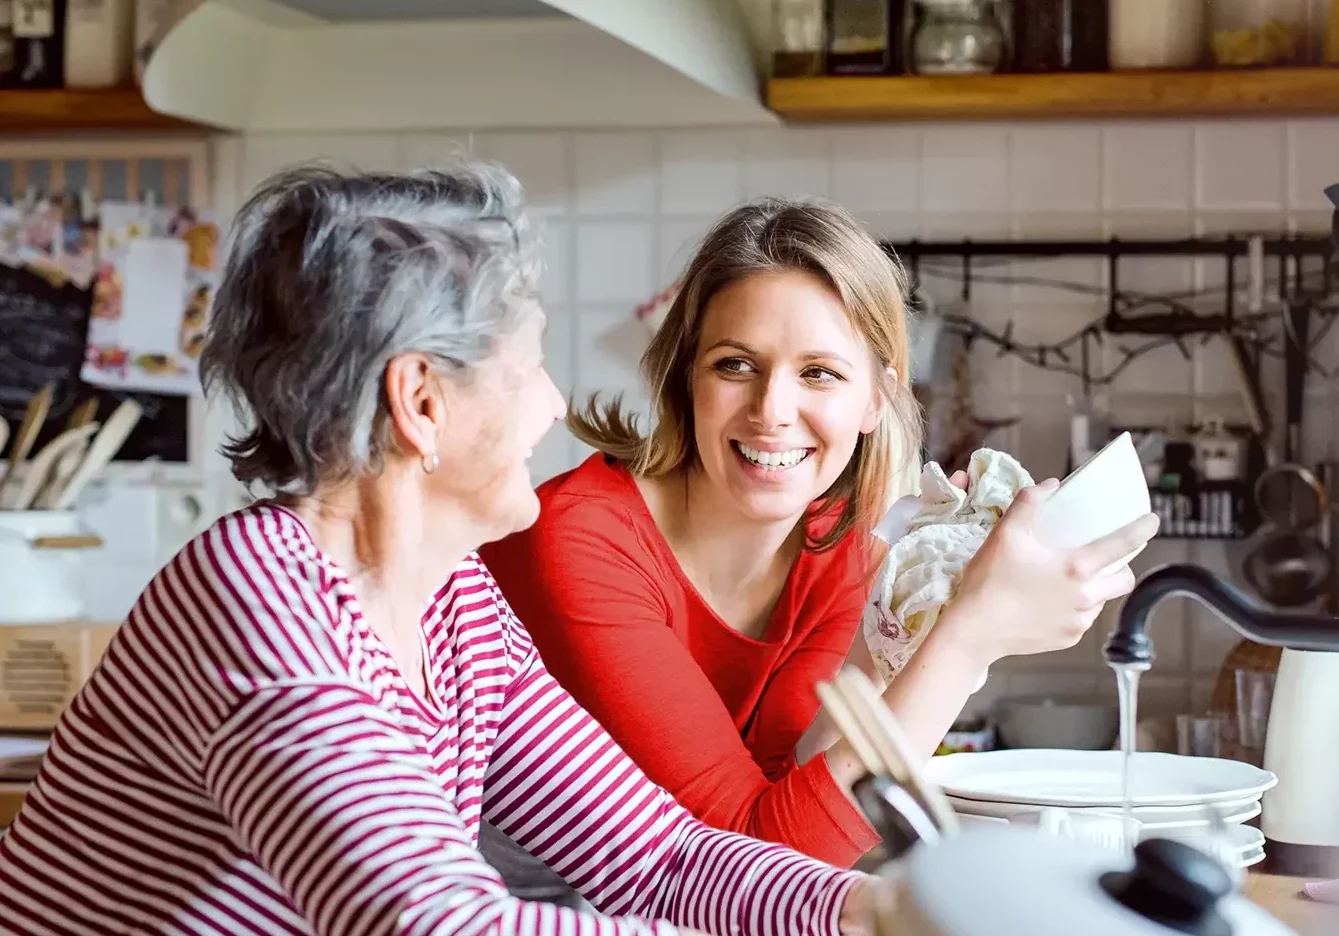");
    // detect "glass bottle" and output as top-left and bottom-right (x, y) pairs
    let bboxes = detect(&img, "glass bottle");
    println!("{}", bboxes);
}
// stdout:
(826, 0), (908, 75)
(910, 0), (1006, 76)
(772, 0), (824, 78)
